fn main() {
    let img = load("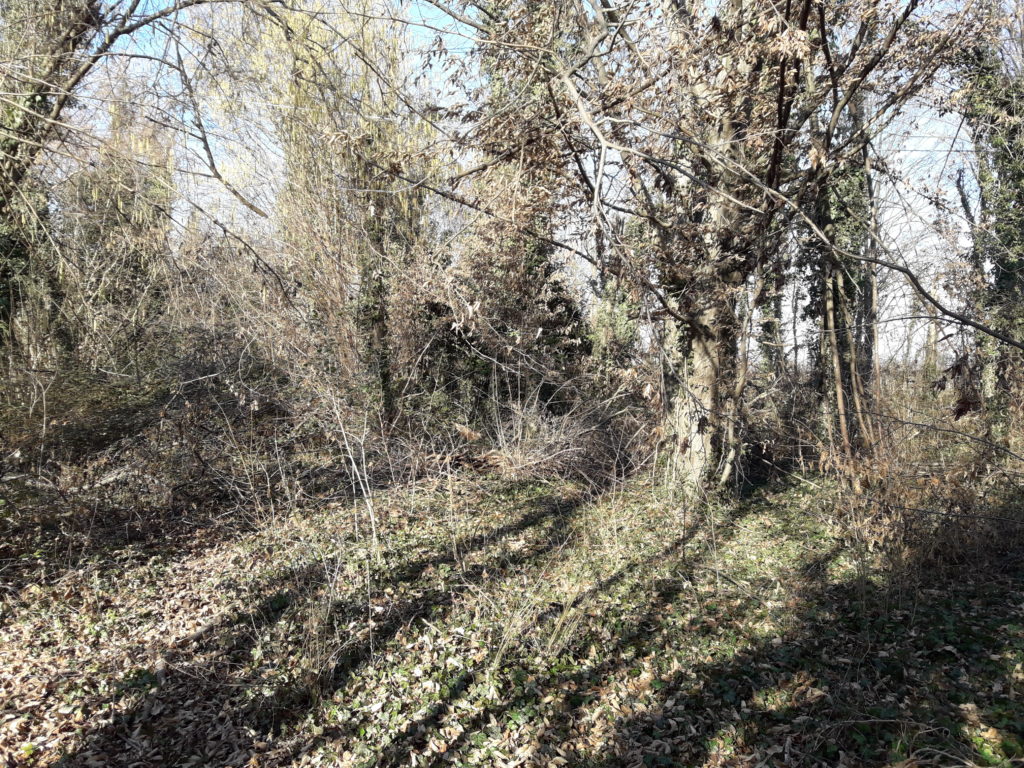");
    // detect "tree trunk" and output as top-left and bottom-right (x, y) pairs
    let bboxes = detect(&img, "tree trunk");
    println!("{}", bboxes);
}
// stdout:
(667, 272), (743, 495)
(358, 256), (396, 423)
(668, 311), (720, 495)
